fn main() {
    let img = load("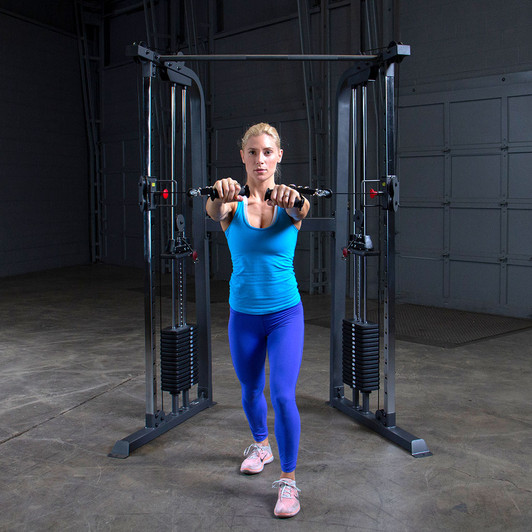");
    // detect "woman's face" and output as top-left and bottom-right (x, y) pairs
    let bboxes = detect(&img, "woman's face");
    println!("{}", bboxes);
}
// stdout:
(240, 134), (283, 183)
